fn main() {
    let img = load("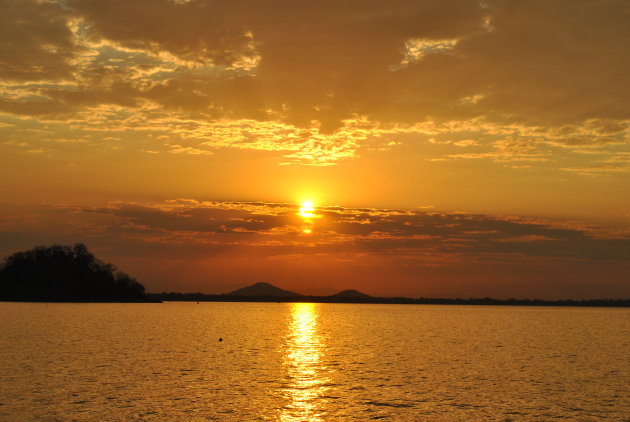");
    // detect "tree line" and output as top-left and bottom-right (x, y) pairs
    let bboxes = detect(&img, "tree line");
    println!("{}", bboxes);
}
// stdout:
(0, 244), (147, 302)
